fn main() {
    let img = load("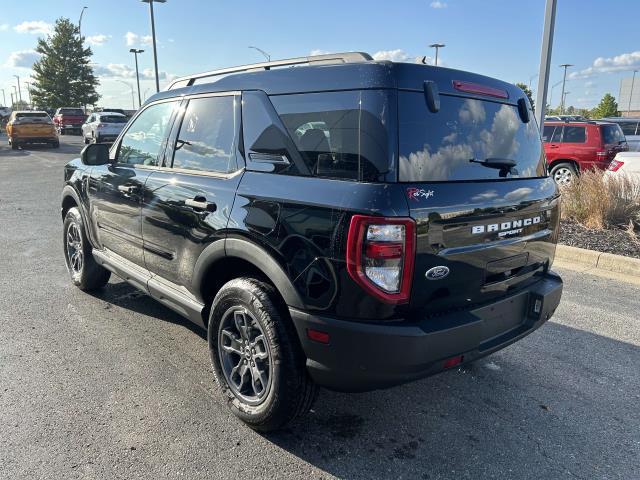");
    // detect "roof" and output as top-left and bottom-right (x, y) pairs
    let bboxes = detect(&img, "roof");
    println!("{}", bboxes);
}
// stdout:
(147, 53), (525, 106)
